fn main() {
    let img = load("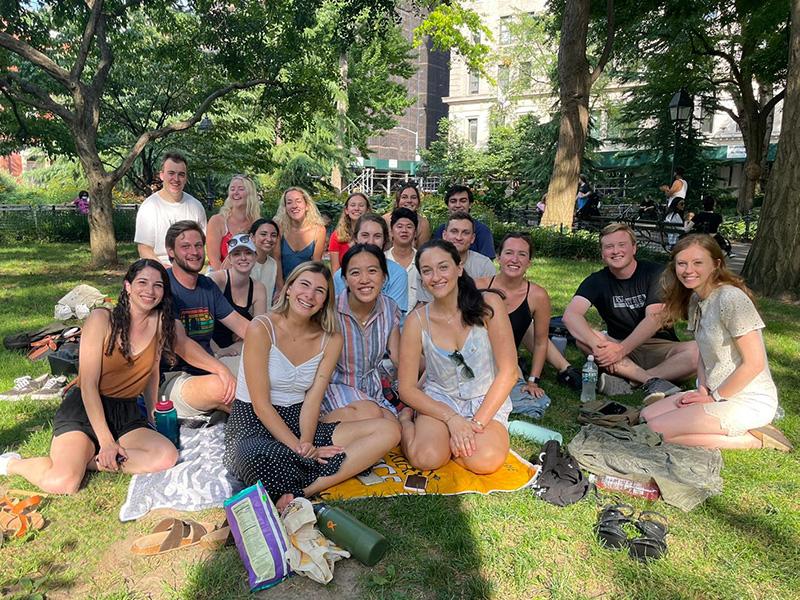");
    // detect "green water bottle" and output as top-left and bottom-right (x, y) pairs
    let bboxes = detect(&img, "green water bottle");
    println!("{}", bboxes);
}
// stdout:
(313, 503), (388, 566)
